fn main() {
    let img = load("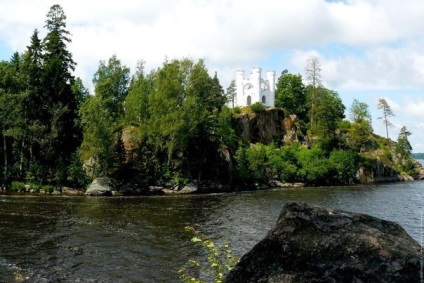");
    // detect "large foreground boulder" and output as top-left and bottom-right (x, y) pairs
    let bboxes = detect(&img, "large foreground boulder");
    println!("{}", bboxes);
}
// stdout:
(225, 202), (421, 283)
(85, 177), (114, 196)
